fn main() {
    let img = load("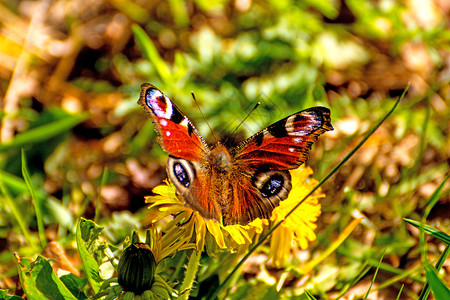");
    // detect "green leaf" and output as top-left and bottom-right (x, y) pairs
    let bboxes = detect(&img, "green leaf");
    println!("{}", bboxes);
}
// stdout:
(0, 289), (25, 300)
(404, 218), (450, 245)
(59, 273), (88, 300)
(424, 262), (450, 300)
(16, 254), (77, 300)
(16, 255), (45, 300)
(0, 113), (88, 151)
(76, 218), (104, 293)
